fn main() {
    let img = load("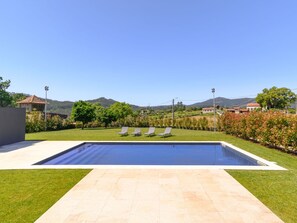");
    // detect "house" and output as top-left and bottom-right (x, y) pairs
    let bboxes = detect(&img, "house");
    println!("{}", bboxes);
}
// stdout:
(226, 107), (249, 114)
(247, 103), (261, 111)
(202, 107), (215, 114)
(17, 95), (46, 112)
(17, 95), (68, 119)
